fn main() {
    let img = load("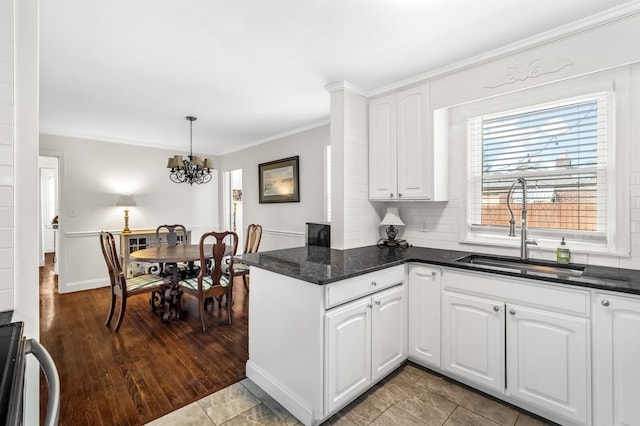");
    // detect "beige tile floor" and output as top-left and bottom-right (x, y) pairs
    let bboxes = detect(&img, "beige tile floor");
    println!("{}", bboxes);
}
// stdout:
(146, 363), (555, 426)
